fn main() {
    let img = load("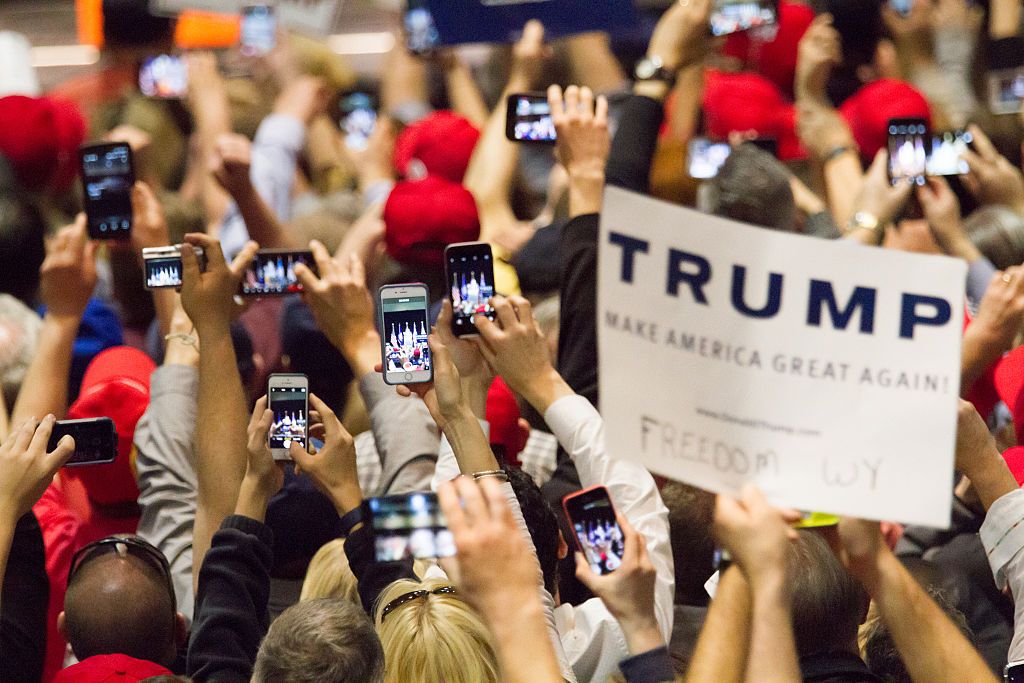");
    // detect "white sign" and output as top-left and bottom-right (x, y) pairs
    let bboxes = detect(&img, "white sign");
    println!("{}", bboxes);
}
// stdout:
(153, 0), (341, 36)
(598, 187), (966, 527)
